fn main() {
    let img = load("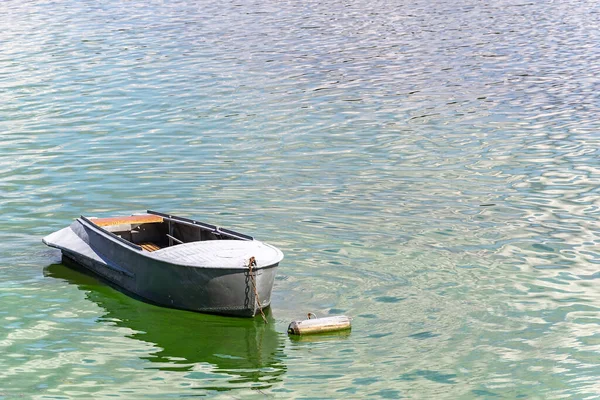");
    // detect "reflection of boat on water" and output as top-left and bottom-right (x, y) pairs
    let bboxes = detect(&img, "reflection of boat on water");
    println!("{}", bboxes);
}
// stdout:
(44, 263), (286, 388)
